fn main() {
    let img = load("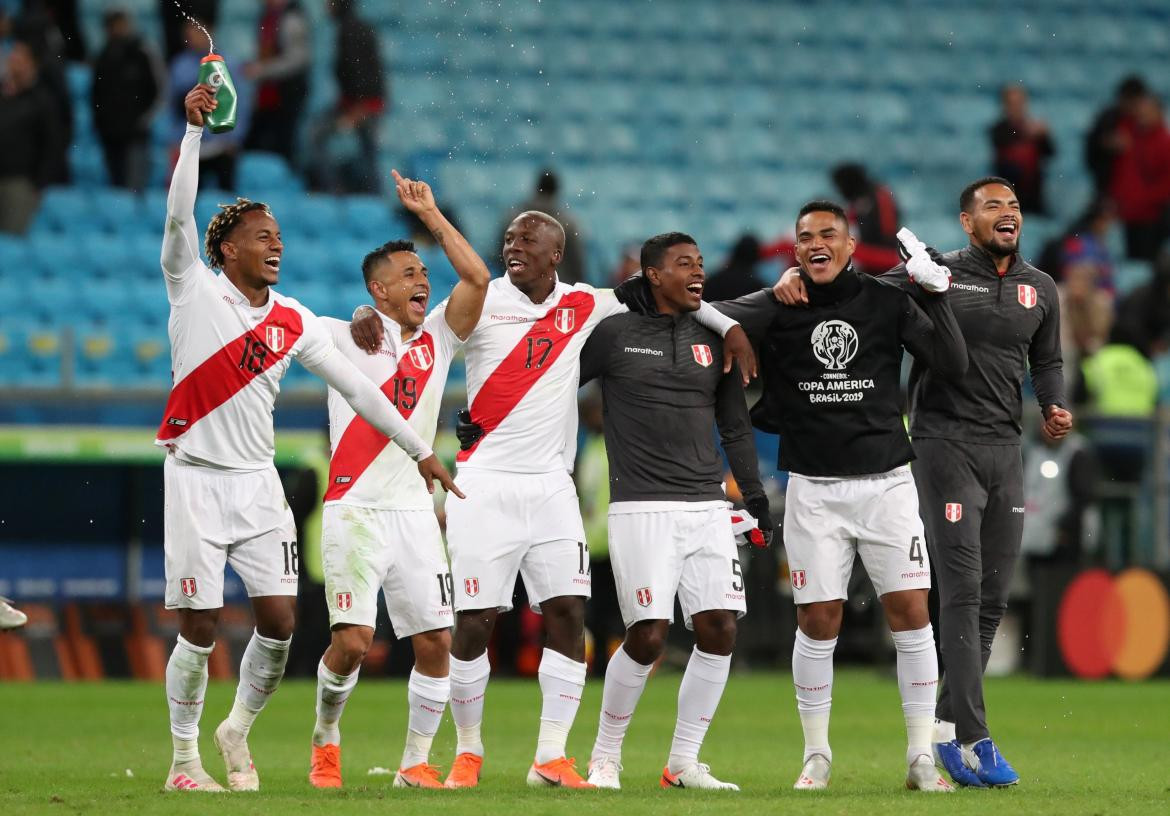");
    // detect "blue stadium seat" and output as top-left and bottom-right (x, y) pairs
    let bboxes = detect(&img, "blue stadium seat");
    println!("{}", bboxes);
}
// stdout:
(239, 153), (304, 195)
